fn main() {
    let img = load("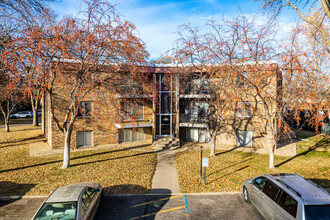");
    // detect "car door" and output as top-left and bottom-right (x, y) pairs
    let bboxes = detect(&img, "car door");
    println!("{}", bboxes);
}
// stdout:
(250, 177), (268, 218)
(79, 190), (91, 220)
(274, 190), (297, 220)
(85, 187), (98, 219)
(262, 180), (281, 220)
